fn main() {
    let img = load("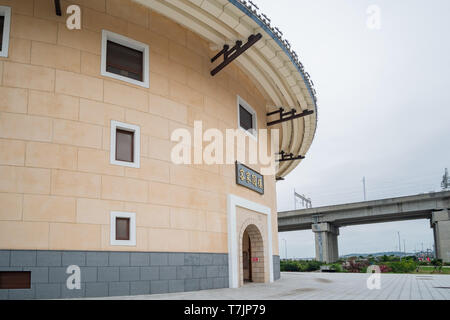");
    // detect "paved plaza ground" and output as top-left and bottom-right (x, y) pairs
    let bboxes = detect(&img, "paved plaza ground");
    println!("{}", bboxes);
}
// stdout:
(96, 272), (450, 300)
